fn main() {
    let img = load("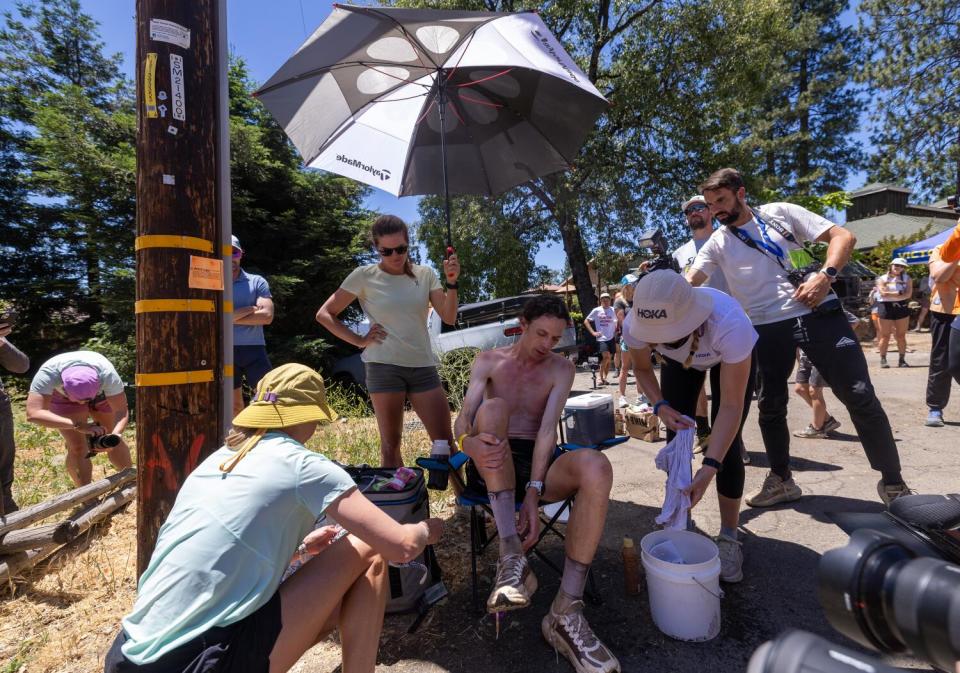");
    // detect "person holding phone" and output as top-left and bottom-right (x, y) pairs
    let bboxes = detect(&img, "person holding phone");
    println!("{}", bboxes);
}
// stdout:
(25, 351), (131, 486)
(316, 215), (460, 468)
(0, 309), (28, 514)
